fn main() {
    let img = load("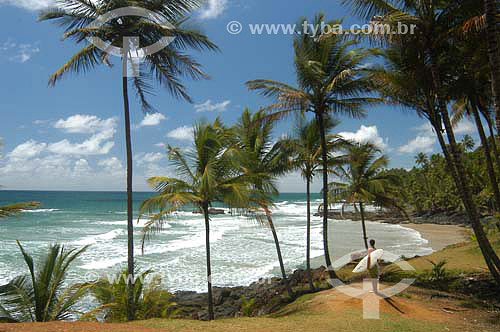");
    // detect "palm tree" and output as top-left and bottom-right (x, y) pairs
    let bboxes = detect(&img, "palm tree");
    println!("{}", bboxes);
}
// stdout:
(357, 0), (500, 283)
(139, 121), (252, 321)
(246, 14), (379, 280)
(449, 33), (500, 210)
(0, 241), (88, 322)
(40, 0), (217, 319)
(233, 109), (294, 297)
(282, 117), (346, 290)
(328, 143), (404, 249)
(483, 0), (500, 133)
